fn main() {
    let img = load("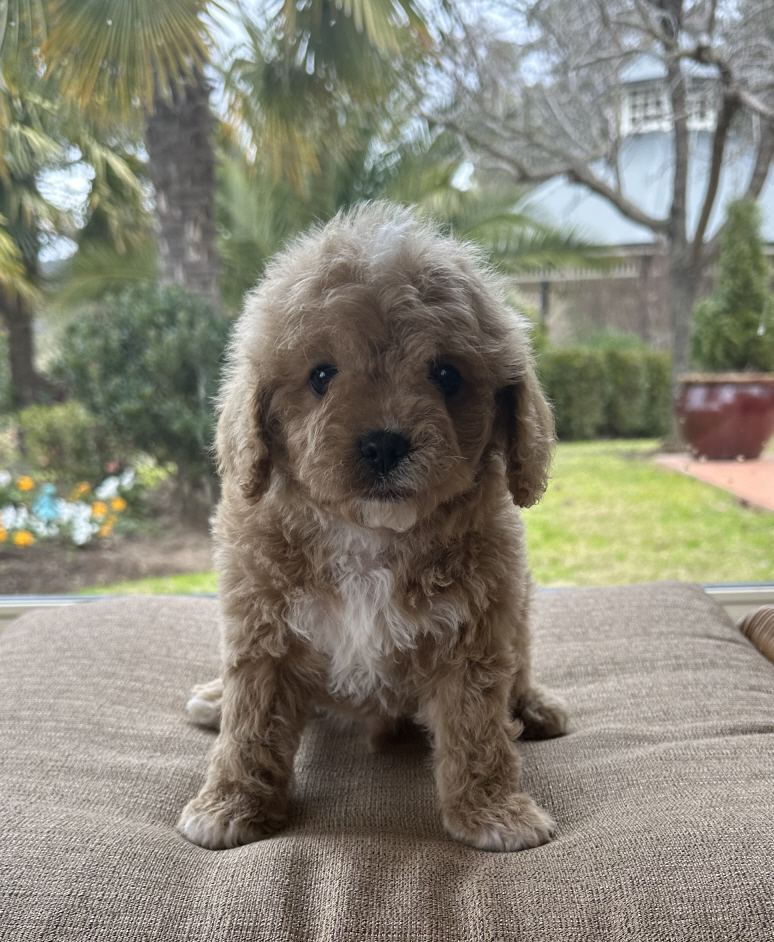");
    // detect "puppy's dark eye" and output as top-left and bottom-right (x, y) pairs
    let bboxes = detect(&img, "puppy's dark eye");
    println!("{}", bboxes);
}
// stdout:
(310, 364), (338, 396)
(430, 362), (462, 397)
